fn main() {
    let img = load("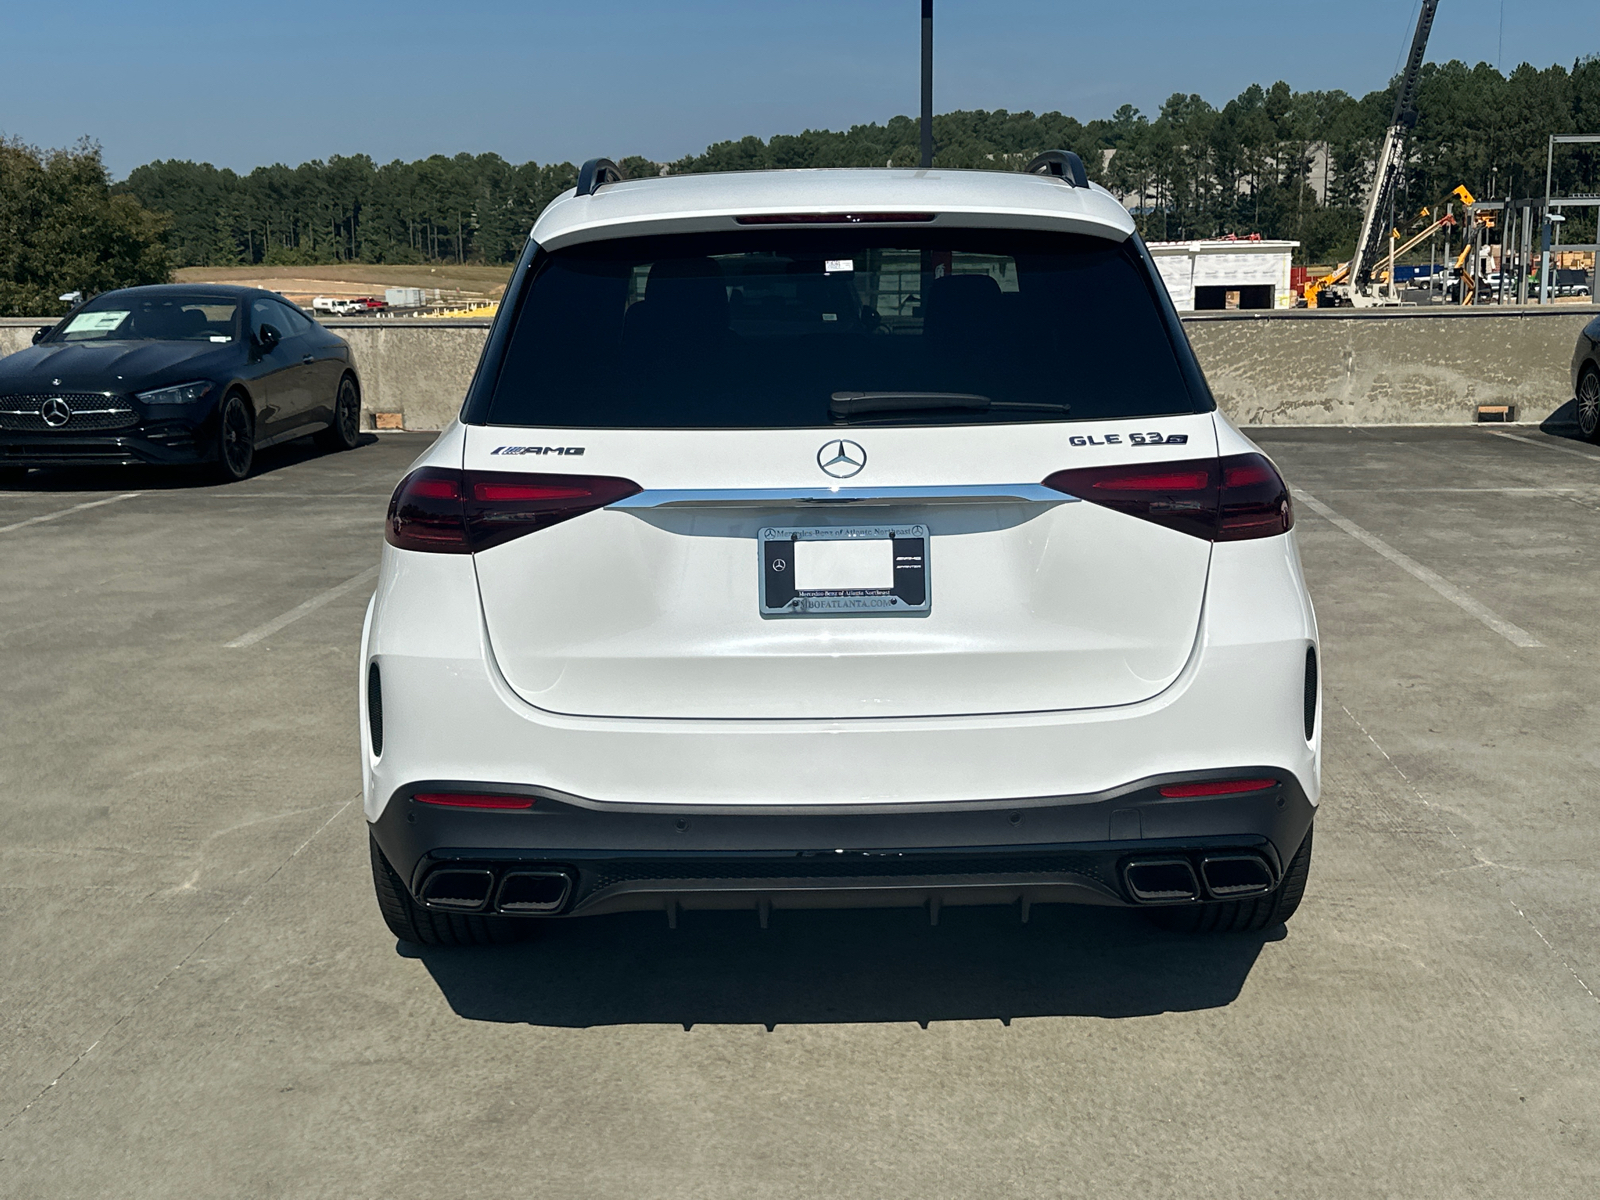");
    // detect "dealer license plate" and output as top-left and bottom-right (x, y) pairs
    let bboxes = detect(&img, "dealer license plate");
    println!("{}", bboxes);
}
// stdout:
(759, 525), (930, 616)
